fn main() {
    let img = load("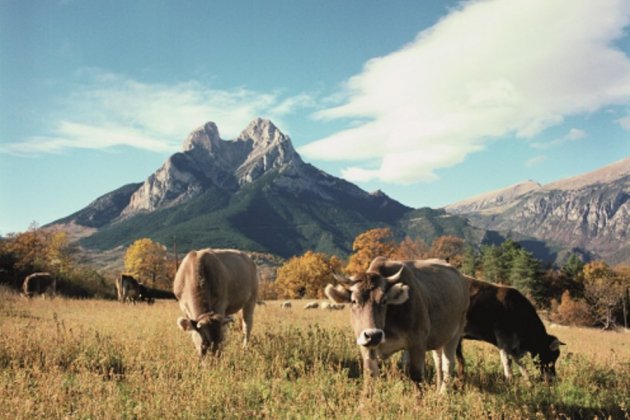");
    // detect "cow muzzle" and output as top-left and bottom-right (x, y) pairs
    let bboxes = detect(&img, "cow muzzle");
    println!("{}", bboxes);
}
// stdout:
(357, 328), (385, 347)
